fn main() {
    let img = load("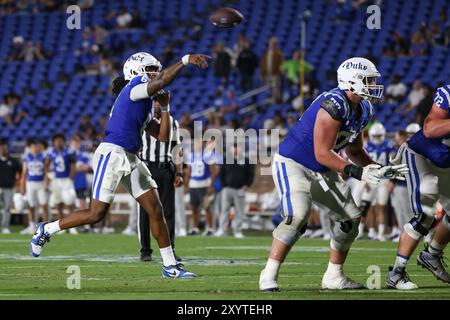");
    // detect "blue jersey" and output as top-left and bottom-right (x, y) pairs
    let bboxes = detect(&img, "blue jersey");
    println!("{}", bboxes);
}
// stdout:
(24, 153), (46, 182)
(47, 147), (76, 178)
(74, 151), (90, 190)
(188, 151), (214, 181)
(408, 86), (450, 168)
(278, 87), (374, 172)
(366, 140), (396, 166)
(103, 75), (153, 154)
